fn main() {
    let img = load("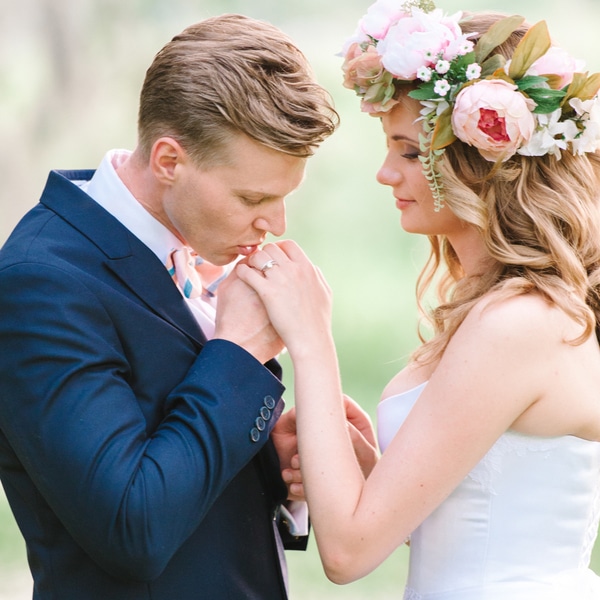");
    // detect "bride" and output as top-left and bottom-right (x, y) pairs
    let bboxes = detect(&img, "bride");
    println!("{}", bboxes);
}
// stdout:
(235, 2), (600, 597)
